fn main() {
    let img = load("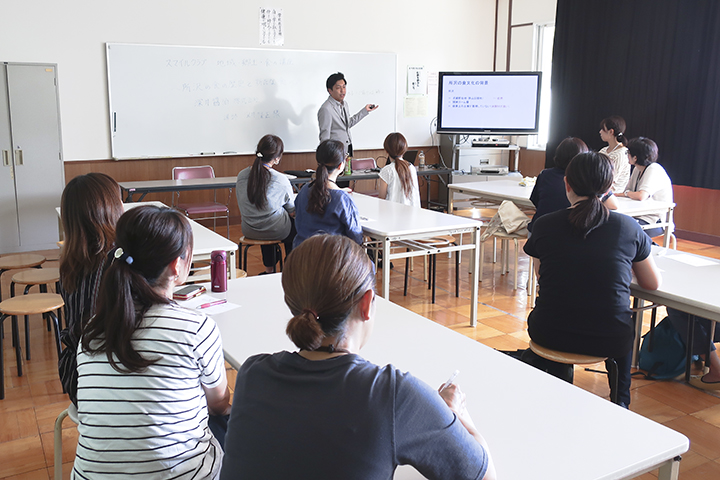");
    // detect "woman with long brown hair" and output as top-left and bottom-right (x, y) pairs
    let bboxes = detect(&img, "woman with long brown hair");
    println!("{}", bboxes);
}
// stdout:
(74, 205), (230, 478)
(221, 235), (495, 479)
(293, 139), (363, 248)
(378, 132), (421, 207)
(58, 172), (124, 406)
(236, 134), (296, 273)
